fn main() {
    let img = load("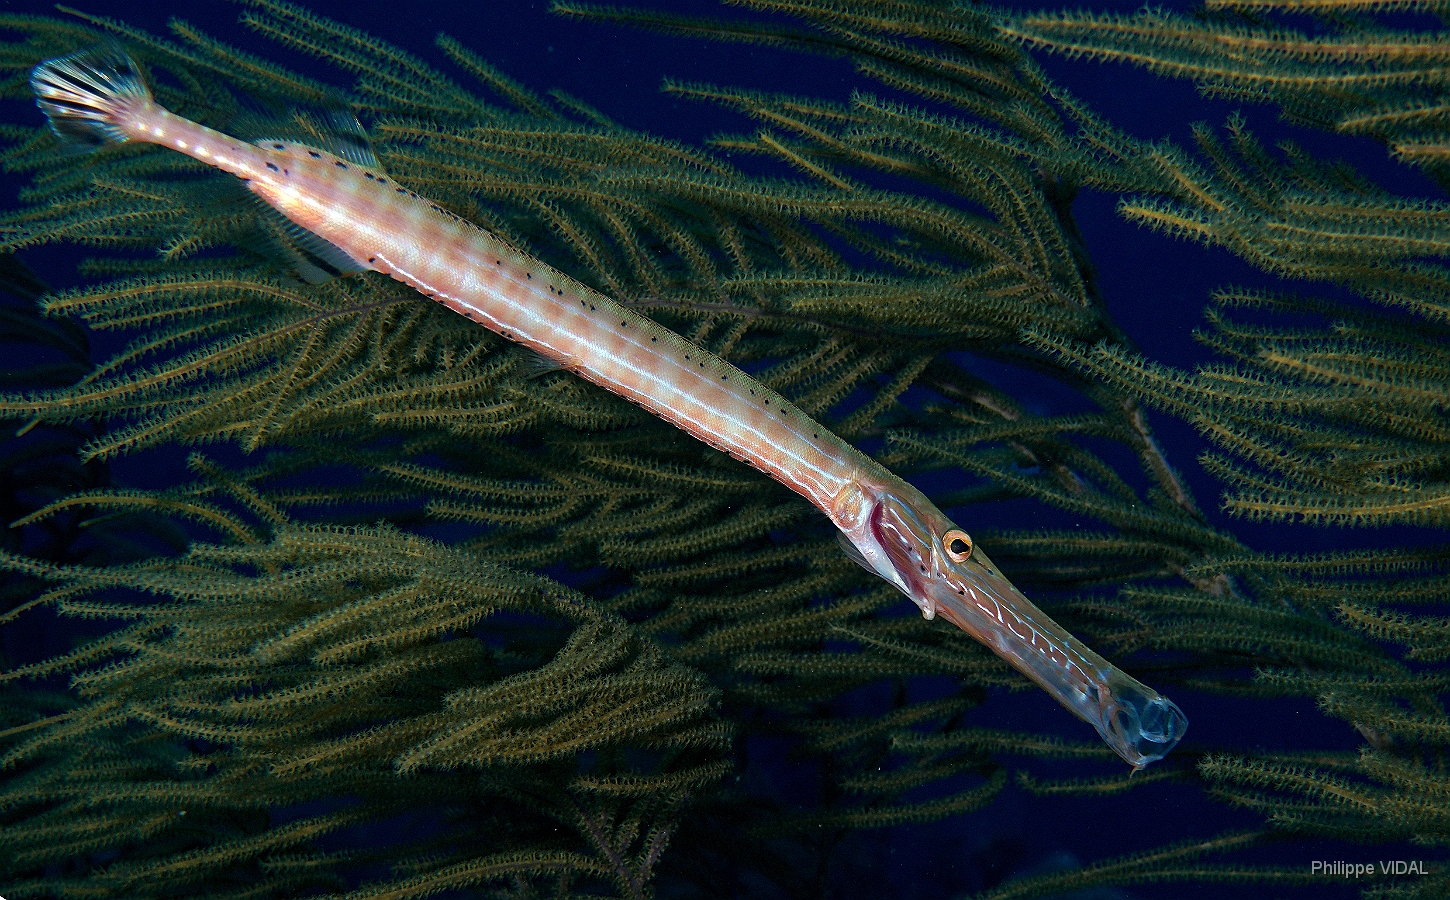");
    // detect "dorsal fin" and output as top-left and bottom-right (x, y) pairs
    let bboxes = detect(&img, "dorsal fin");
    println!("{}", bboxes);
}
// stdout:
(252, 126), (381, 171)
(225, 95), (383, 170)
